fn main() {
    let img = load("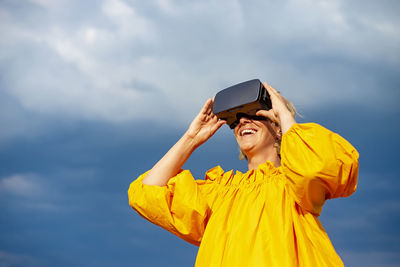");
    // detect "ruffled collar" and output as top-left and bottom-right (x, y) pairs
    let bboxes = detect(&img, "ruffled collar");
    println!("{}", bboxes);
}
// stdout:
(205, 161), (283, 186)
